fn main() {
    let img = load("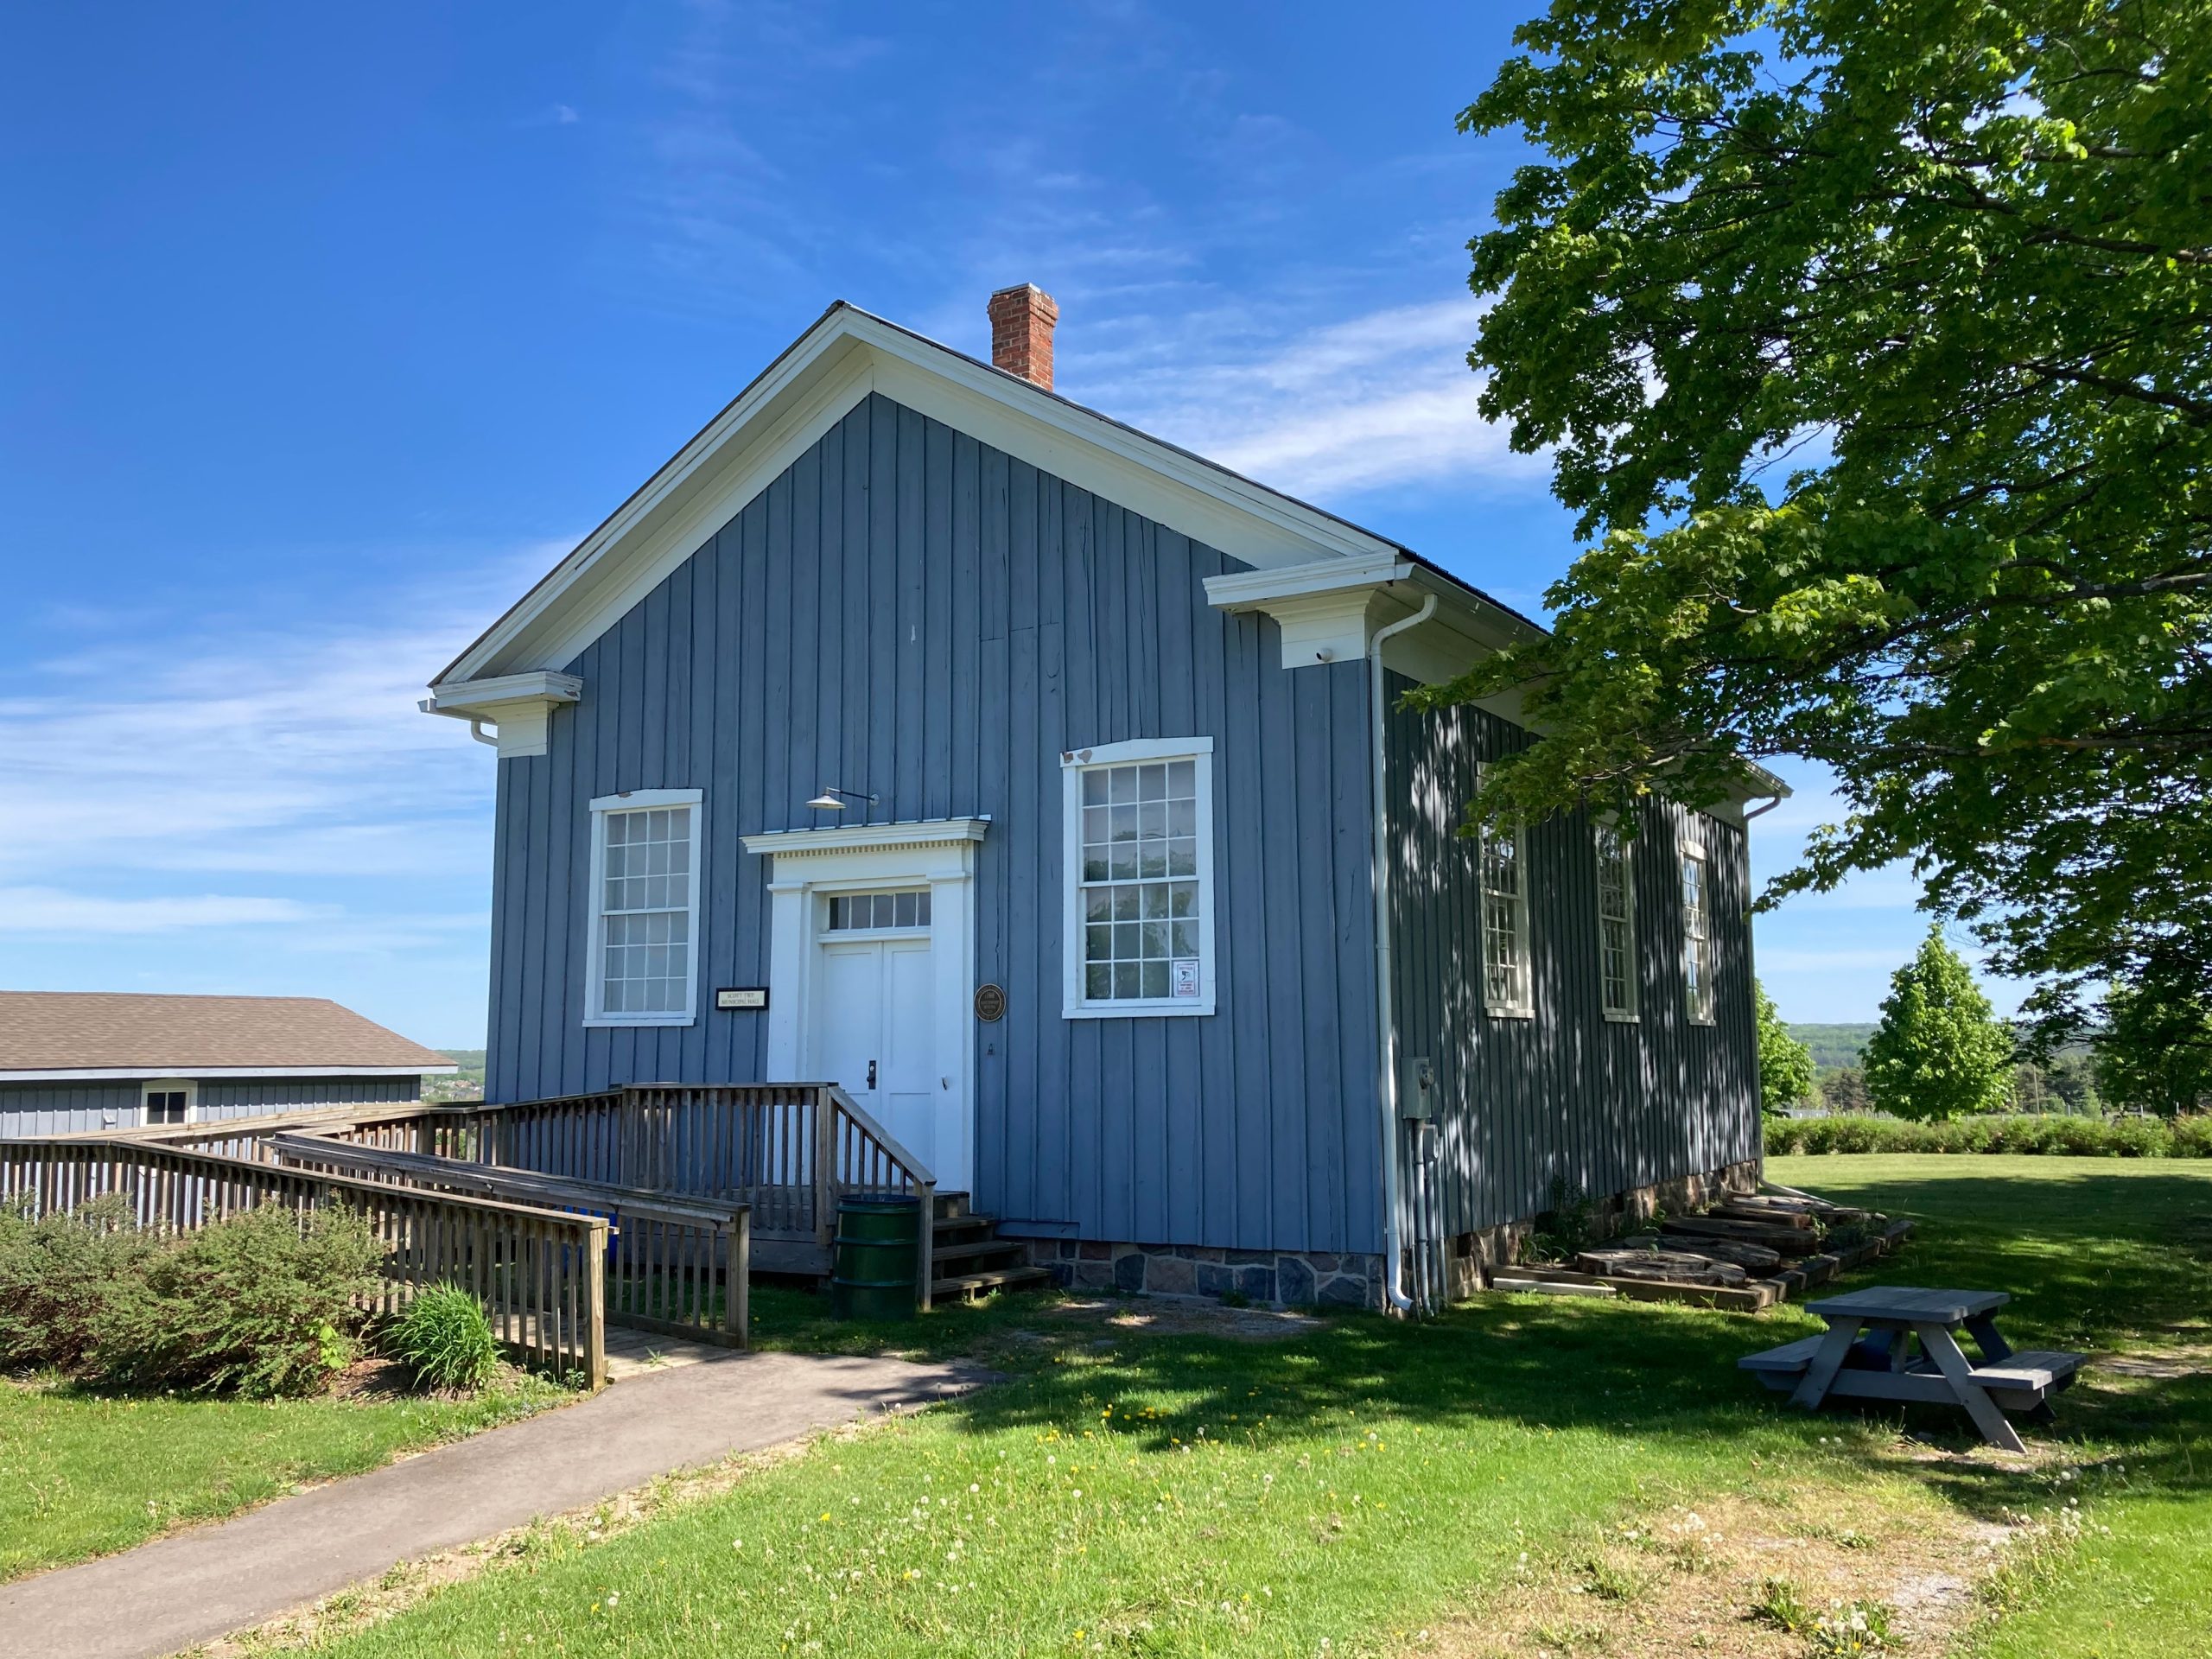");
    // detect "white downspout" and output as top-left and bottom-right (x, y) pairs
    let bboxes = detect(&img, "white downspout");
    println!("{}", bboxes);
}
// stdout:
(1370, 589), (1438, 1316)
